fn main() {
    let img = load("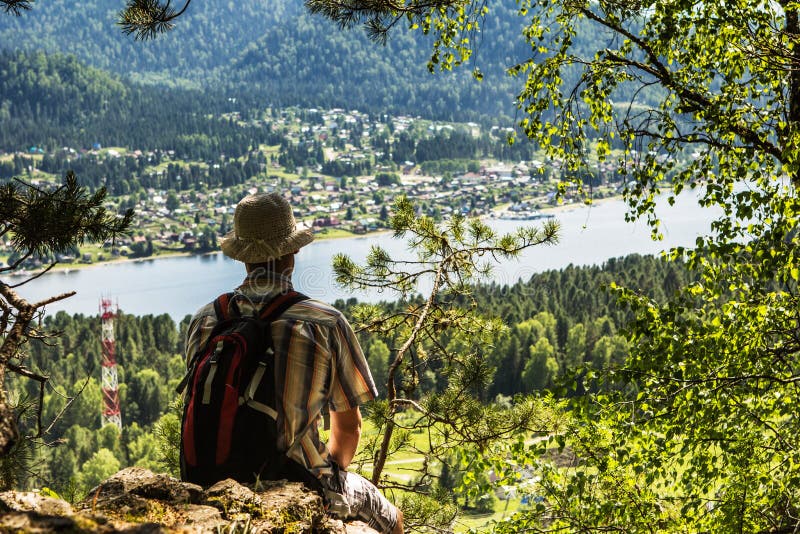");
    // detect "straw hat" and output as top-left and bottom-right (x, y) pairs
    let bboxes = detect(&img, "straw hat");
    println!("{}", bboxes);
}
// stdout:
(220, 193), (313, 263)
